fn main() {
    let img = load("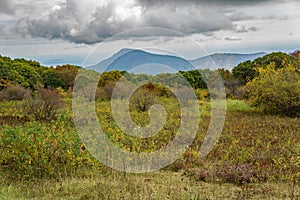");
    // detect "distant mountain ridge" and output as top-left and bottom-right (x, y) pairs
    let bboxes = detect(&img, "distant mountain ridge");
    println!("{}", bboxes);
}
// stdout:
(190, 52), (267, 70)
(88, 48), (267, 74)
(88, 48), (195, 75)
